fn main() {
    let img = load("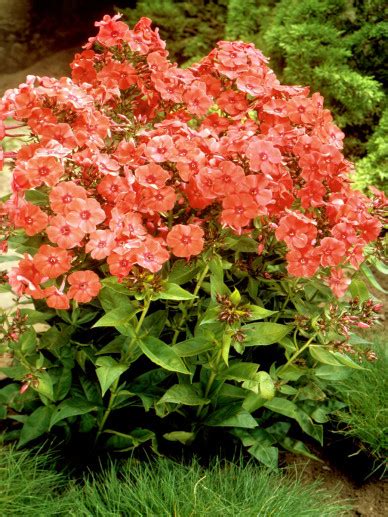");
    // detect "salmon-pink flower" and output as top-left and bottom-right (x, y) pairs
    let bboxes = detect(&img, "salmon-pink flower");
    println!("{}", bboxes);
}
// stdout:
(286, 248), (320, 278)
(166, 224), (204, 258)
(14, 203), (48, 236)
(135, 163), (171, 188)
(44, 286), (70, 309)
(327, 268), (351, 298)
(46, 214), (85, 249)
(144, 135), (175, 163)
(49, 181), (87, 214)
(246, 139), (282, 174)
(318, 237), (346, 267)
(67, 198), (106, 233)
(25, 156), (64, 187)
(68, 270), (101, 303)
(107, 250), (134, 277)
(86, 230), (115, 259)
(33, 245), (72, 279)
(134, 237), (169, 272)
(221, 194), (258, 230)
